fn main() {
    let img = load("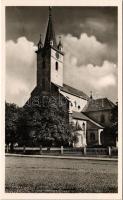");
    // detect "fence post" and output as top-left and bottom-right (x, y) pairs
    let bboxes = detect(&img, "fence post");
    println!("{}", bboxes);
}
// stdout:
(108, 146), (111, 156)
(61, 146), (63, 155)
(6, 145), (9, 153)
(84, 146), (86, 156)
(23, 145), (26, 154)
(40, 145), (42, 154)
